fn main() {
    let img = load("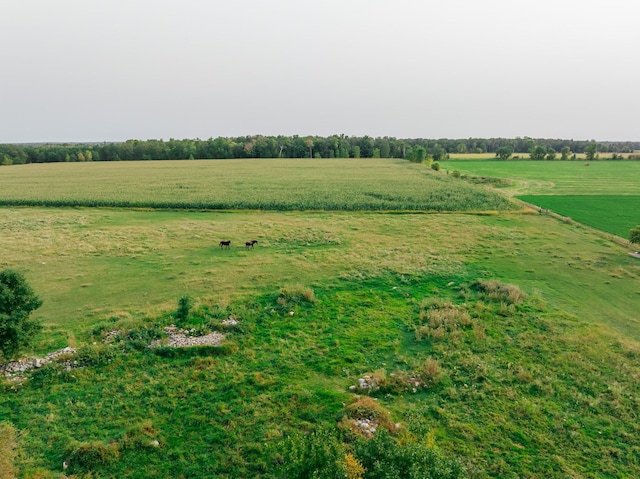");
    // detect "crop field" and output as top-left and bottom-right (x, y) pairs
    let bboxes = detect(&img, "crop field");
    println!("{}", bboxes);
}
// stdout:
(3, 158), (640, 477)
(448, 152), (632, 161)
(0, 158), (516, 211)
